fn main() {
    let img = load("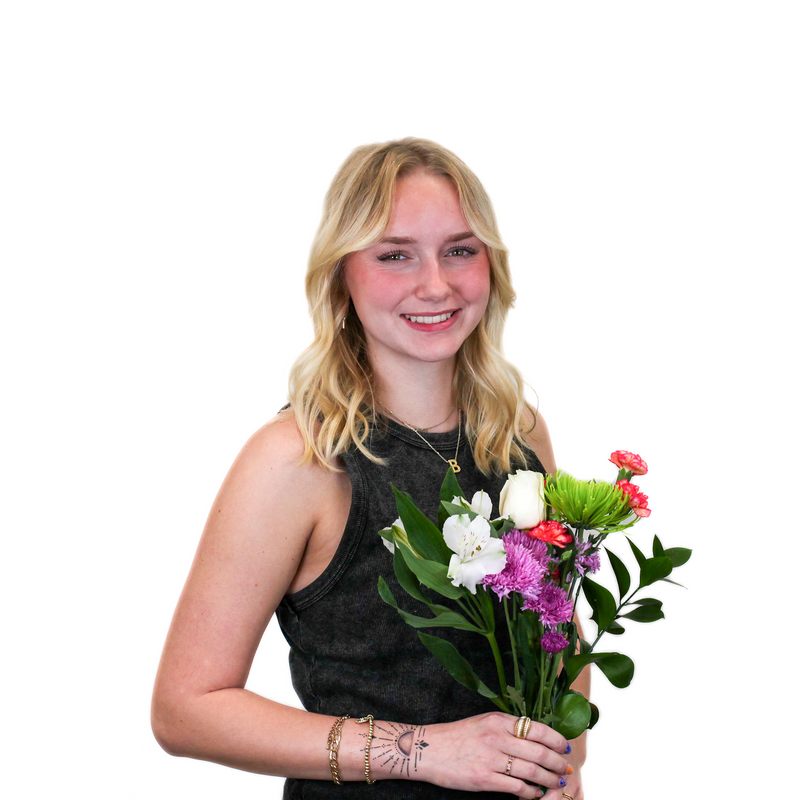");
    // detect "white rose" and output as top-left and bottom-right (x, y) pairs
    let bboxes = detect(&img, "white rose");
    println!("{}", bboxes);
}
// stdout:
(498, 470), (545, 529)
